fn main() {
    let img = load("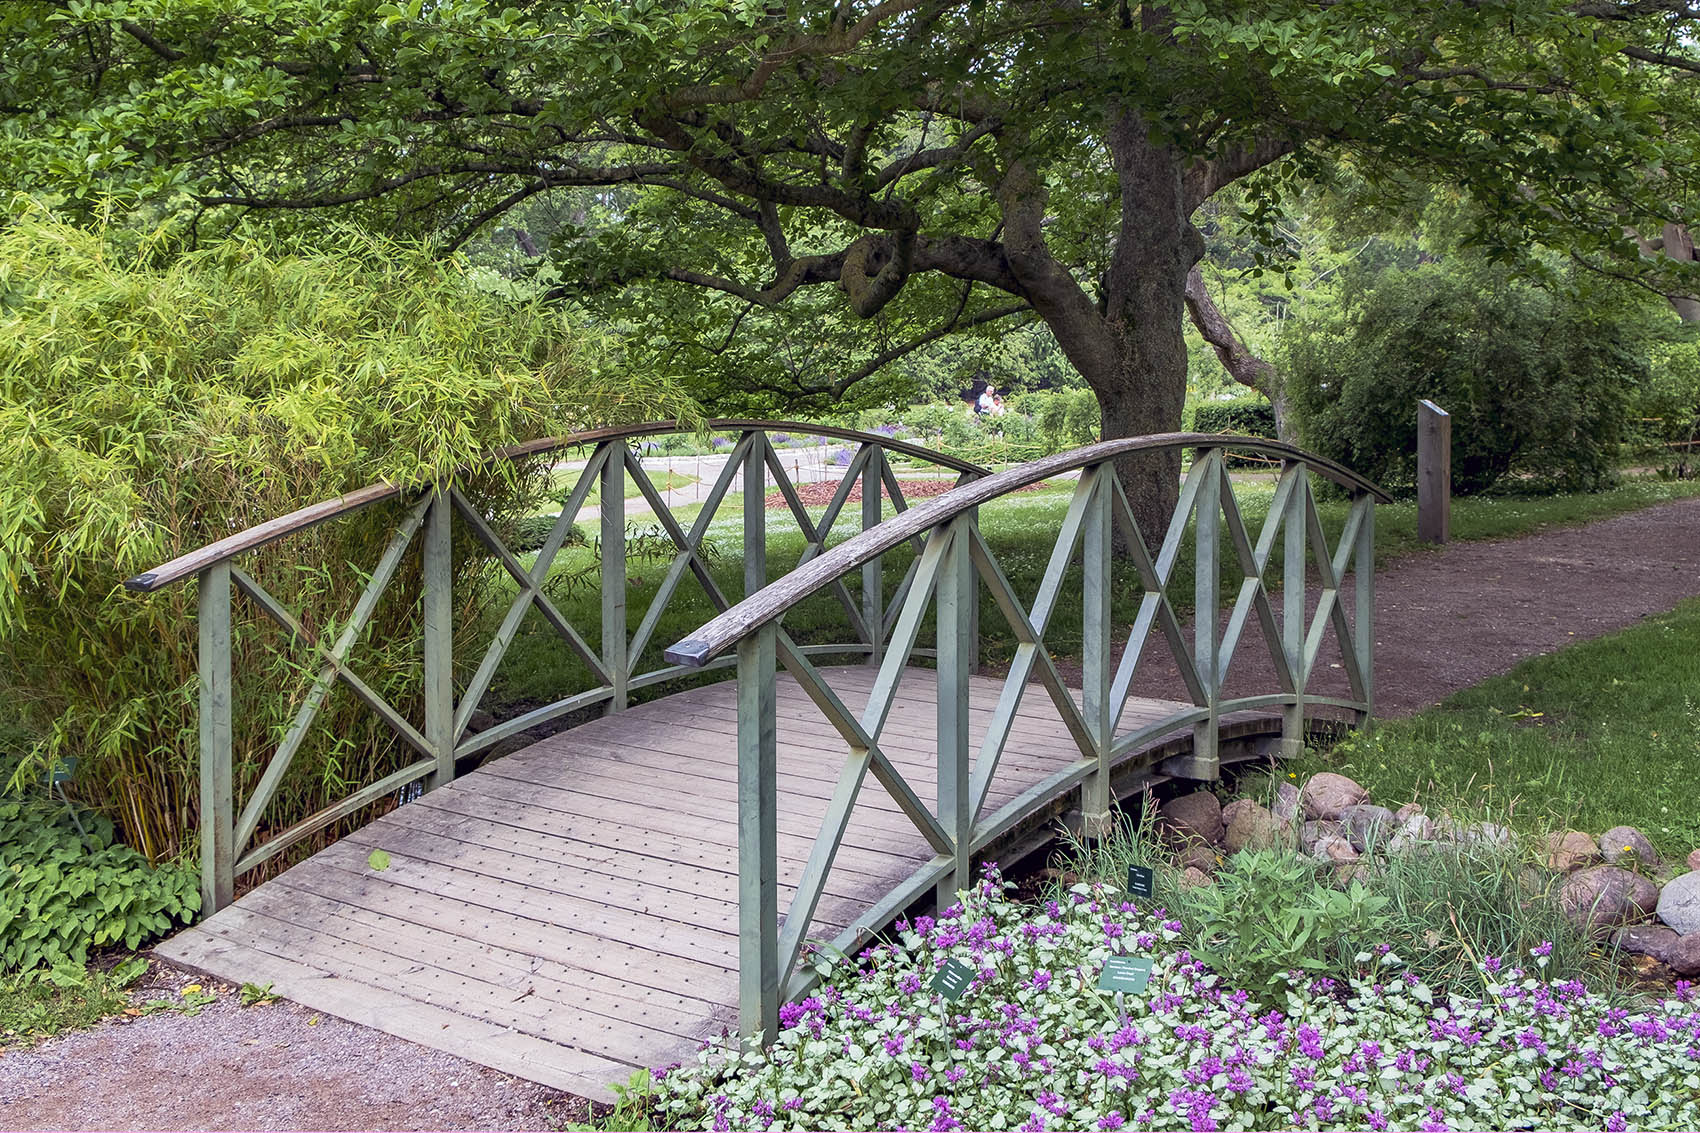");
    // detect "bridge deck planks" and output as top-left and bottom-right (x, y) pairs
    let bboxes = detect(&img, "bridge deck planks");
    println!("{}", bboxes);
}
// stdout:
(155, 666), (1231, 1103)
